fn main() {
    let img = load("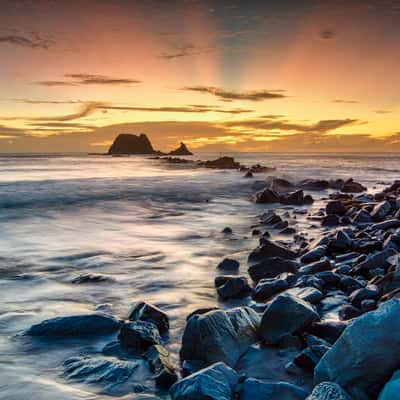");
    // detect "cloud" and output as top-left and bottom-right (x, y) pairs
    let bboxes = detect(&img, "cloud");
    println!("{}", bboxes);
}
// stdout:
(0, 34), (54, 50)
(35, 74), (142, 86)
(320, 30), (336, 40)
(180, 86), (287, 101)
(158, 43), (215, 59)
(332, 99), (359, 104)
(375, 110), (392, 114)
(6, 98), (85, 105)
